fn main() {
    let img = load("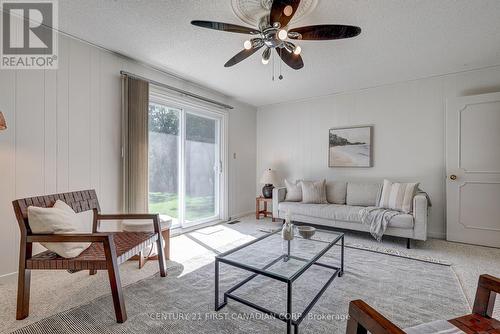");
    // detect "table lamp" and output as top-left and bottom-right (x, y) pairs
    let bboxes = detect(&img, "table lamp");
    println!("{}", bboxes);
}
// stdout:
(0, 112), (6, 130)
(260, 169), (279, 198)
